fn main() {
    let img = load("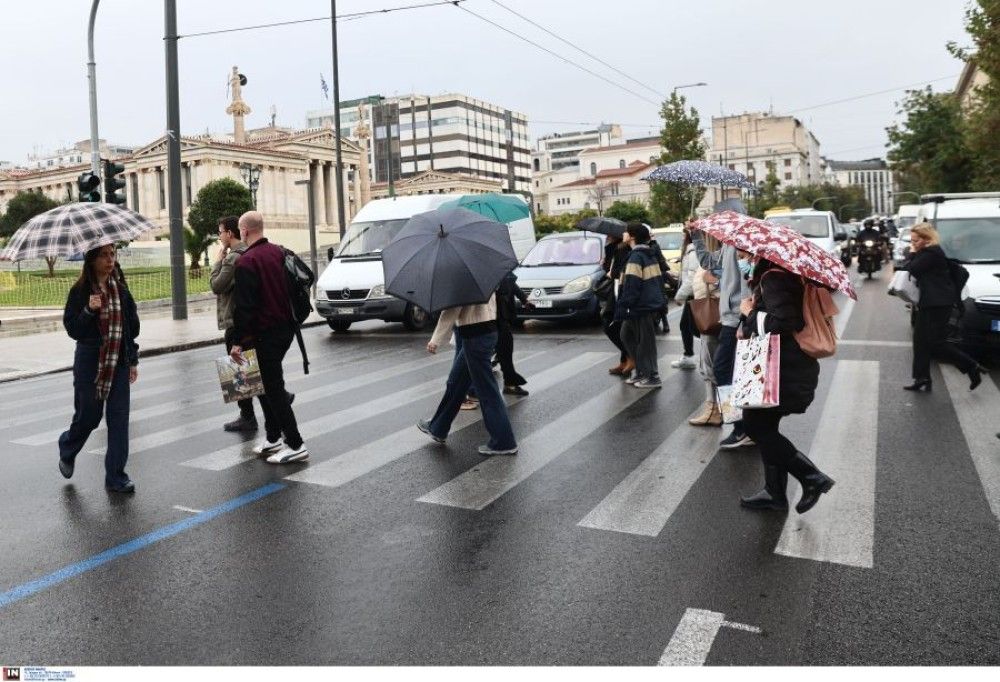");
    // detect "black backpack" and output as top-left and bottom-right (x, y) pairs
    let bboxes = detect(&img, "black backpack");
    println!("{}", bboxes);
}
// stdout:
(946, 258), (970, 309)
(282, 247), (315, 374)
